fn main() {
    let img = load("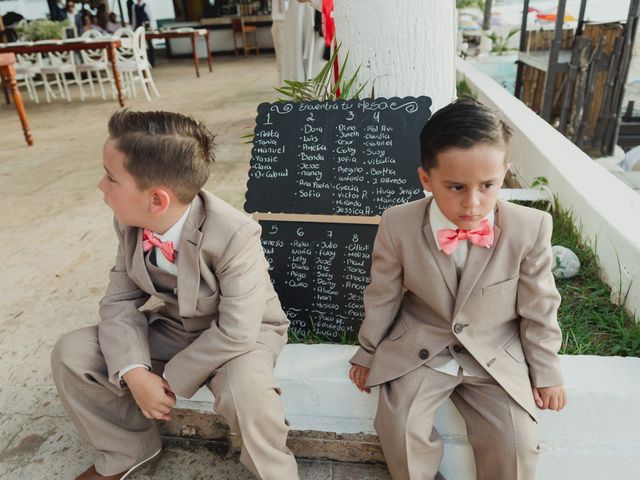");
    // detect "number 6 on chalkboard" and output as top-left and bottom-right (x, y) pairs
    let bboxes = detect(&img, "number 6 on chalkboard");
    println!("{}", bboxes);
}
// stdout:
(296, 227), (305, 237)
